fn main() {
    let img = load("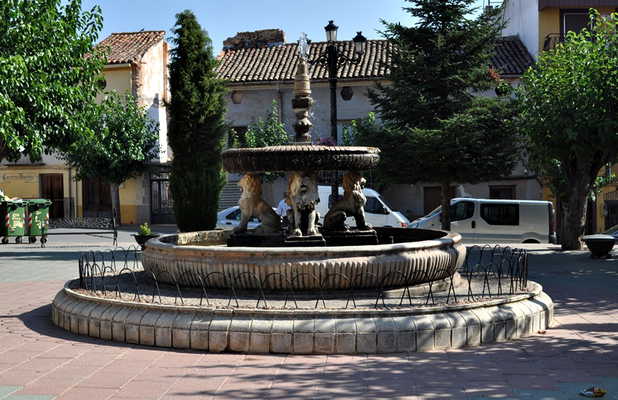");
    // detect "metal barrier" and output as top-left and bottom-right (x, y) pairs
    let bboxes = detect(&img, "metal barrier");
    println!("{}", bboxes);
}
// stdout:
(76, 245), (529, 310)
